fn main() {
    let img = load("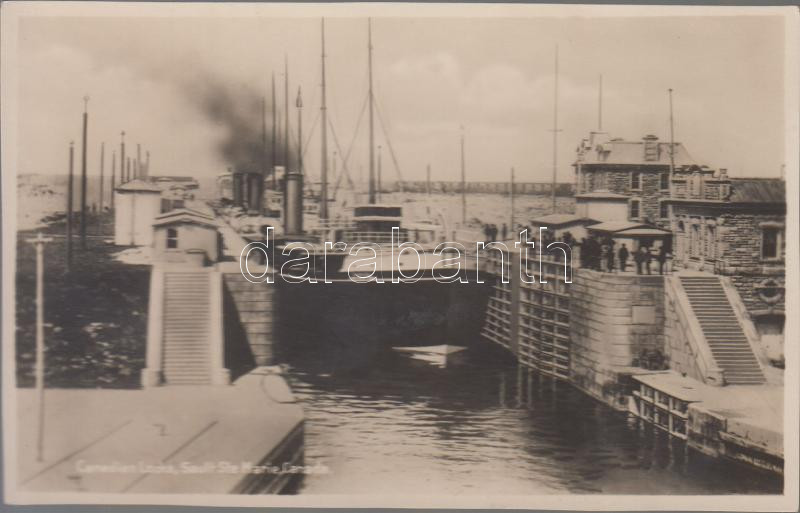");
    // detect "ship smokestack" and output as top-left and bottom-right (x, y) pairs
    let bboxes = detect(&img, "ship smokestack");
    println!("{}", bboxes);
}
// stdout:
(284, 87), (304, 235)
